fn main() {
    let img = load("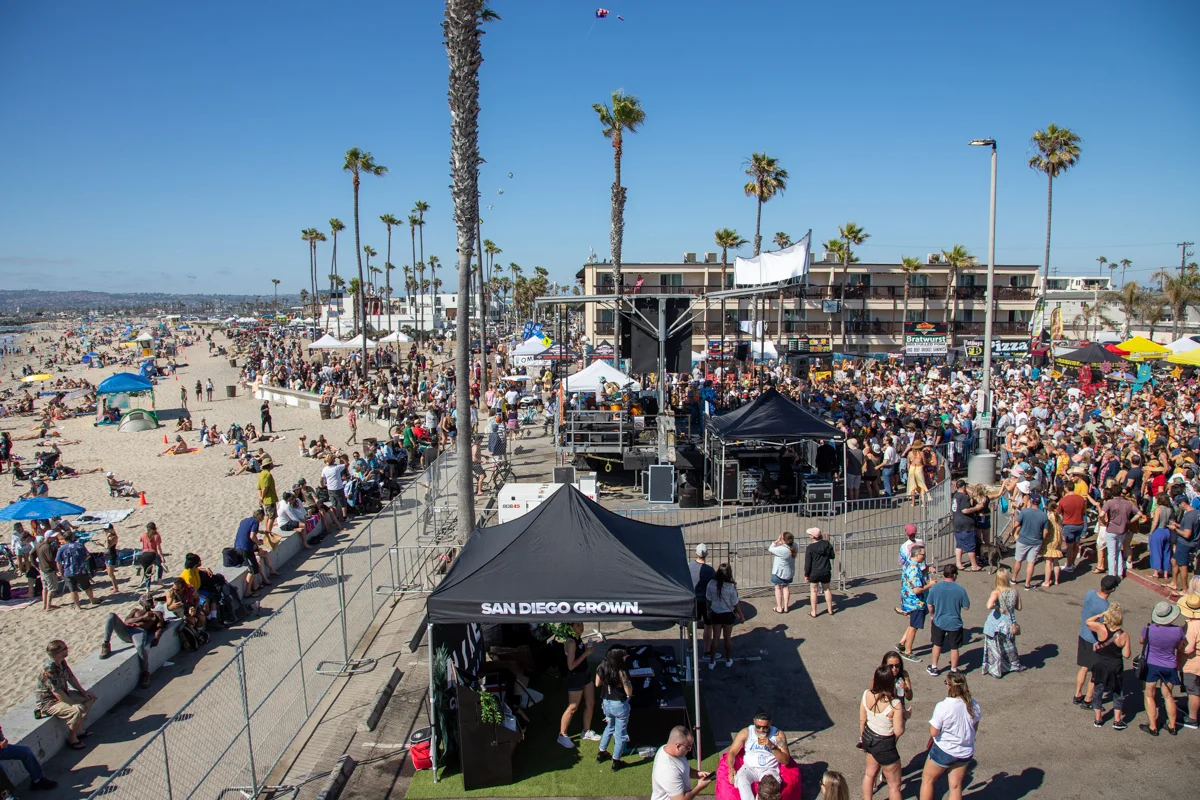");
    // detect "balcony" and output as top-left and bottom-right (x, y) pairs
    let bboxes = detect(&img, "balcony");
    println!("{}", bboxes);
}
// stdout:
(683, 319), (1032, 338)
